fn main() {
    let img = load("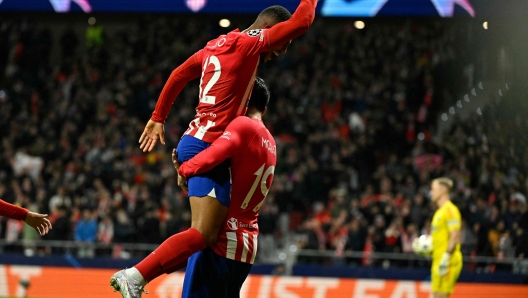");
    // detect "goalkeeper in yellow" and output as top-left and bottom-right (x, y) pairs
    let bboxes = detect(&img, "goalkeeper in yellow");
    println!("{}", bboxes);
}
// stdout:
(429, 177), (462, 297)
